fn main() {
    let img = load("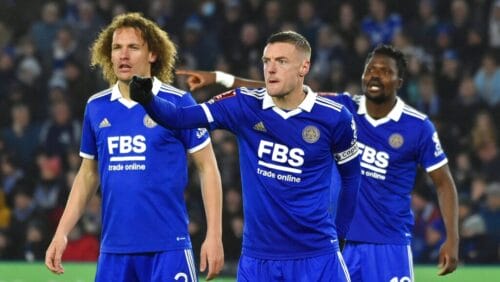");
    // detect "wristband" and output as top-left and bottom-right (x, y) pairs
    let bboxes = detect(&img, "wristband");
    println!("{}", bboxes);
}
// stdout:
(215, 71), (235, 88)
